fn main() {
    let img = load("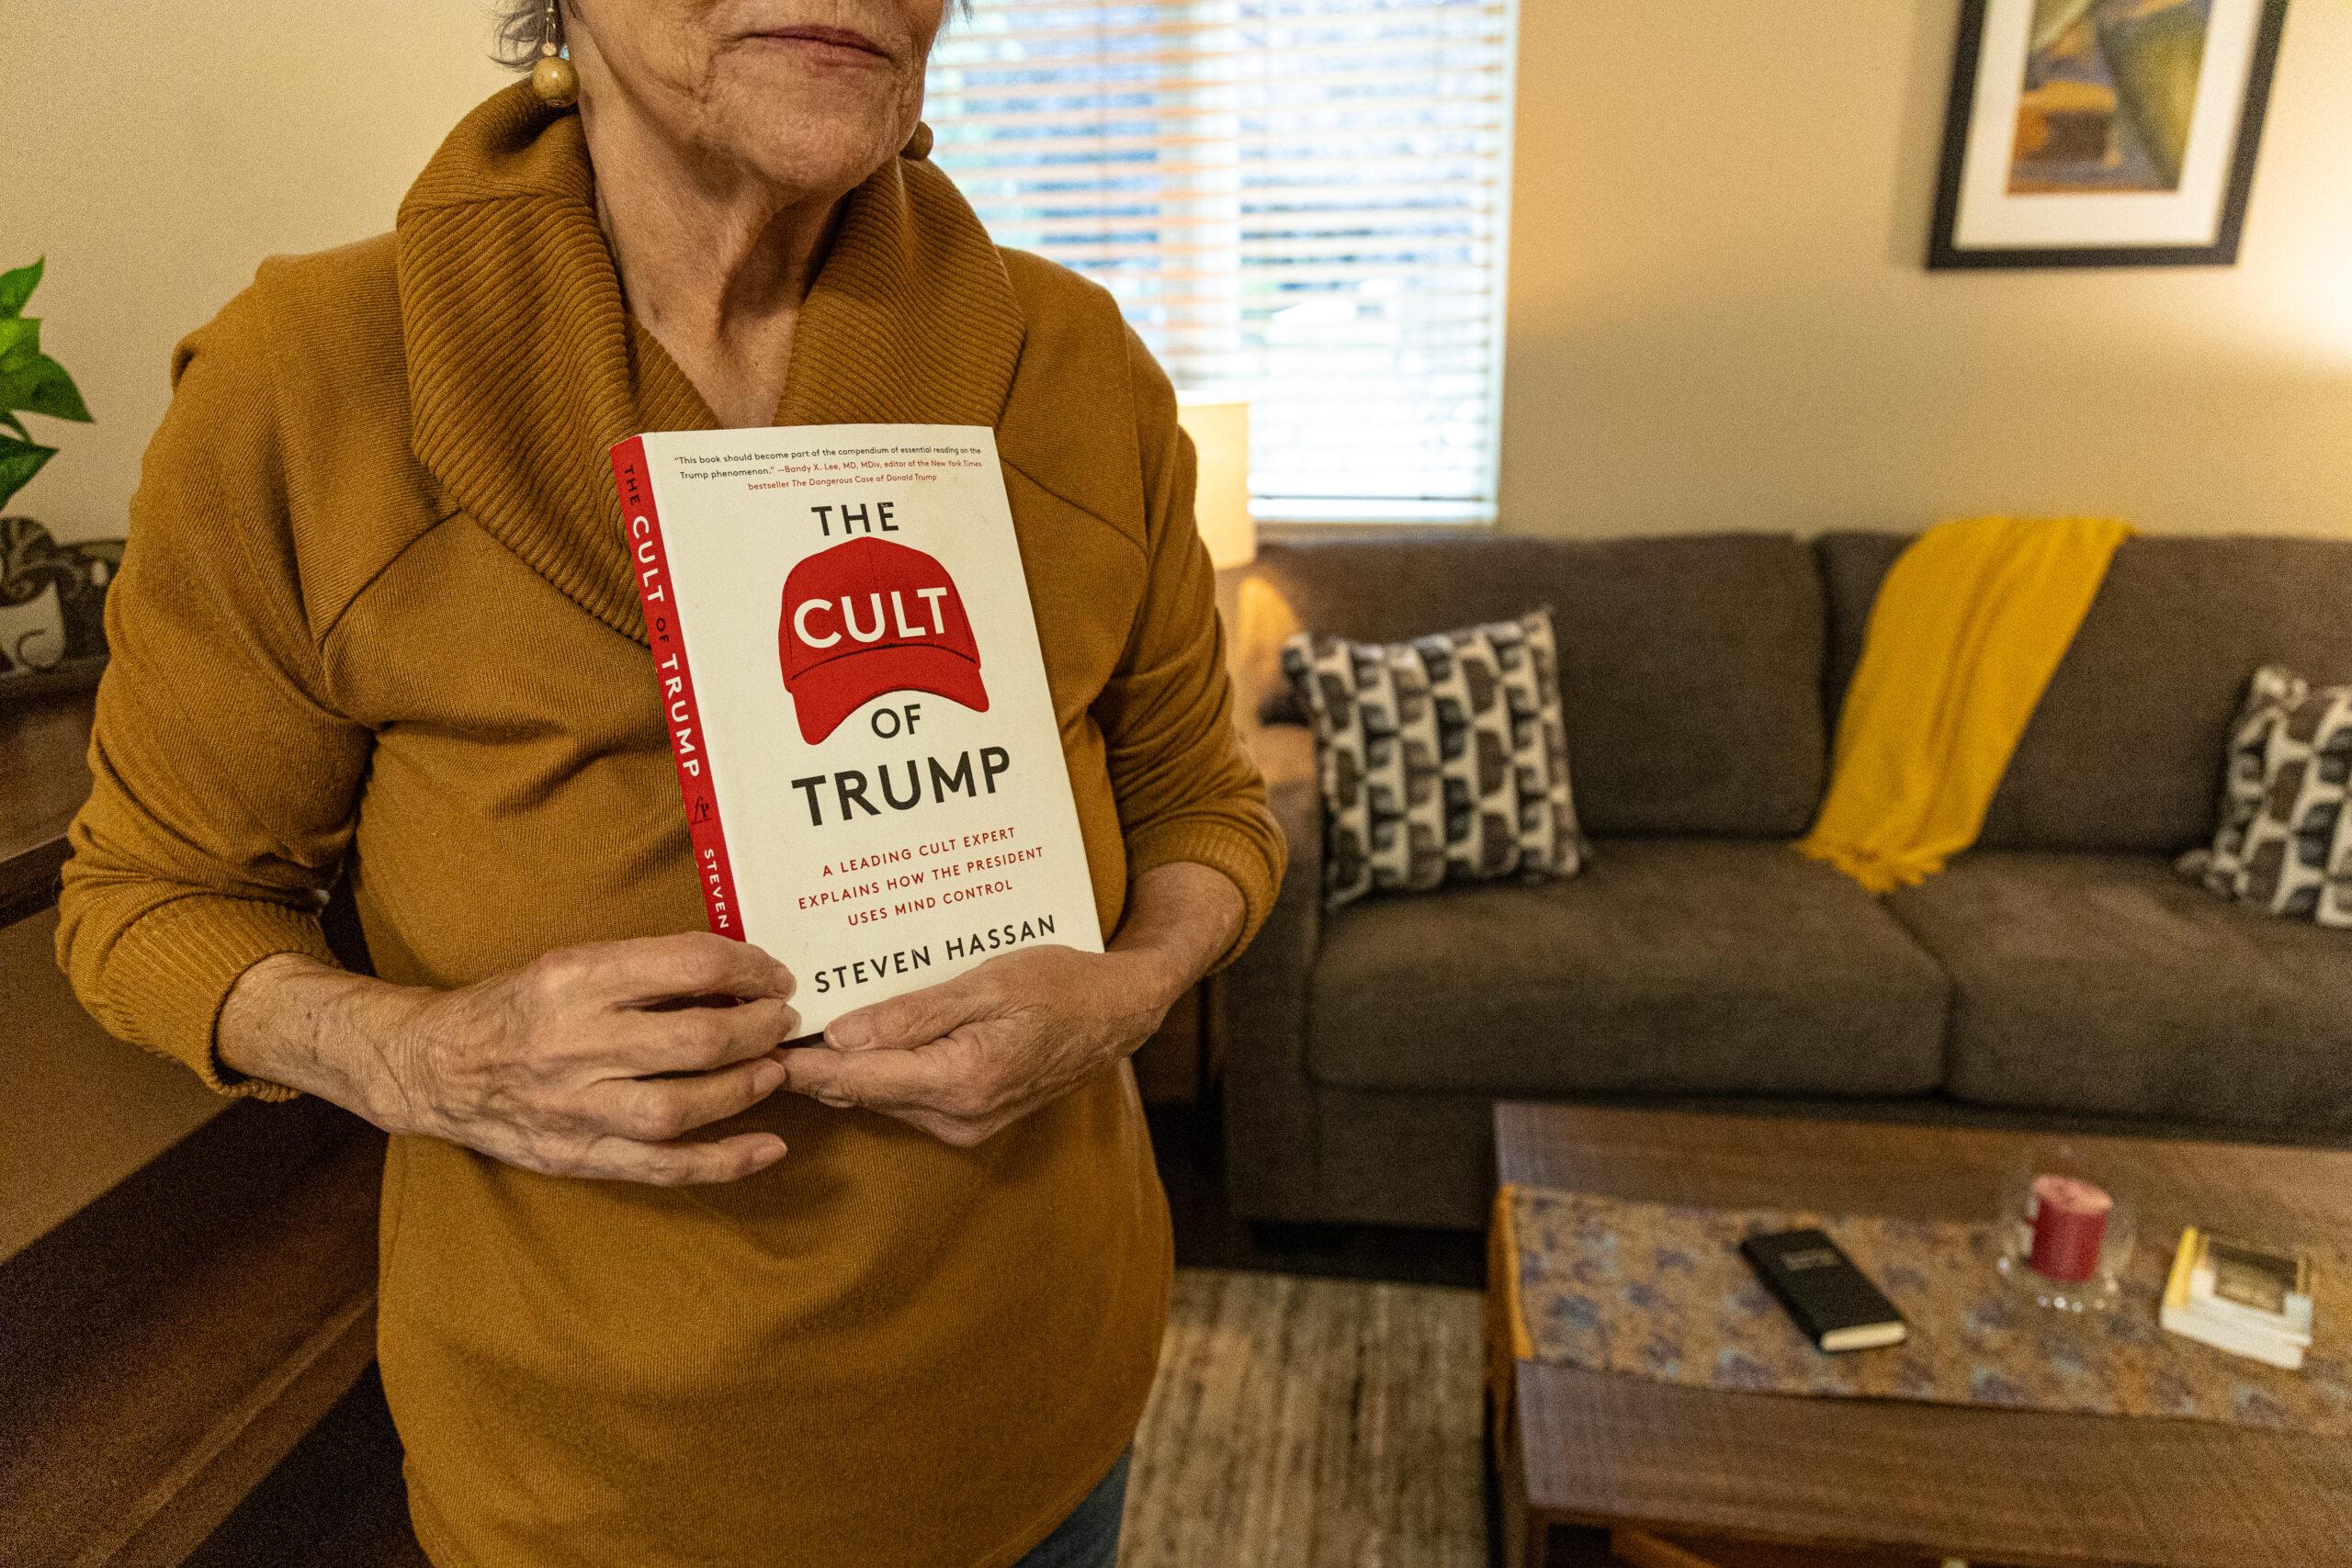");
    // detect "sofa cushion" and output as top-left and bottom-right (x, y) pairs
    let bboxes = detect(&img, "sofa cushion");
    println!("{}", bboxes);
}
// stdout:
(1306, 838), (1948, 1099)
(1281, 609), (1579, 906)
(1887, 851), (2352, 1131)
(2179, 666), (2352, 926)
(1247, 534), (1826, 838)
(1817, 531), (1909, 740)
(1820, 533), (2352, 853)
